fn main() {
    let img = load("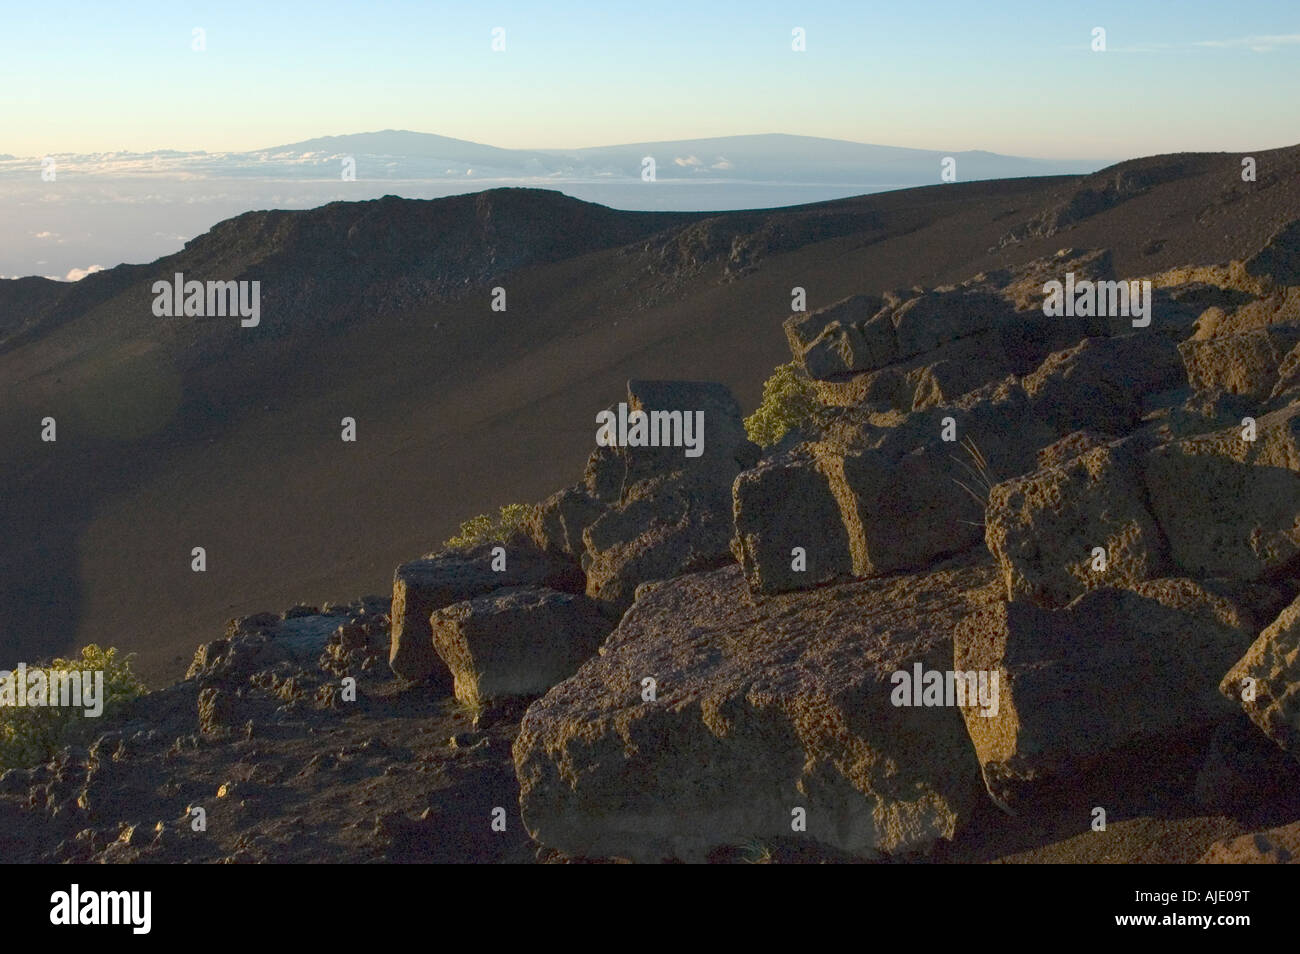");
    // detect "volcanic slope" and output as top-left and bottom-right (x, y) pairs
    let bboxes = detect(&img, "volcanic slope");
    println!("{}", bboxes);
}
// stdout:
(2, 144), (1298, 683)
